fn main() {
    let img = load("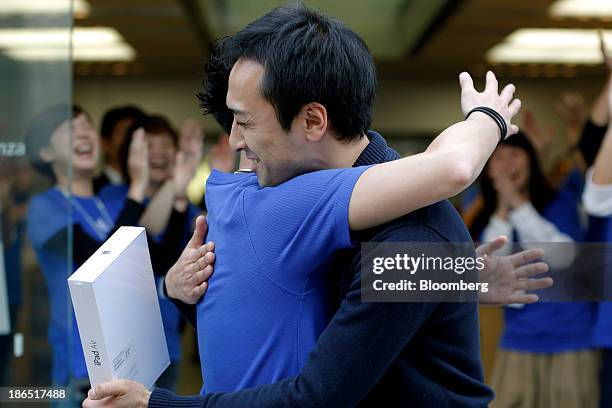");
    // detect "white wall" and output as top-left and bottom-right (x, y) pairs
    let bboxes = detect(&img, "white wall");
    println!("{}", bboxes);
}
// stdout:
(74, 76), (212, 133)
